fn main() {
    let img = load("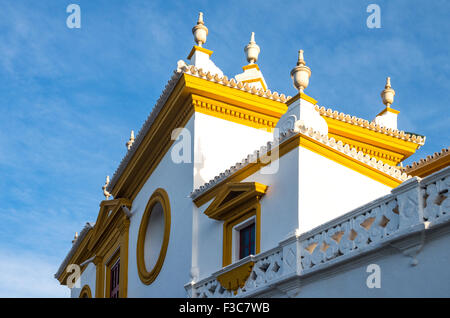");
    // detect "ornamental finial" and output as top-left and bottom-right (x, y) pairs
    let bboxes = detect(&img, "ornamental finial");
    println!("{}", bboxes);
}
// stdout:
(290, 49), (311, 93)
(72, 232), (78, 244)
(192, 12), (208, 47)
(126, 130), (135, 150)
(102, 175), (111, 199)
(381, 77), (395, 107)
(244, 32), (260, 64)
